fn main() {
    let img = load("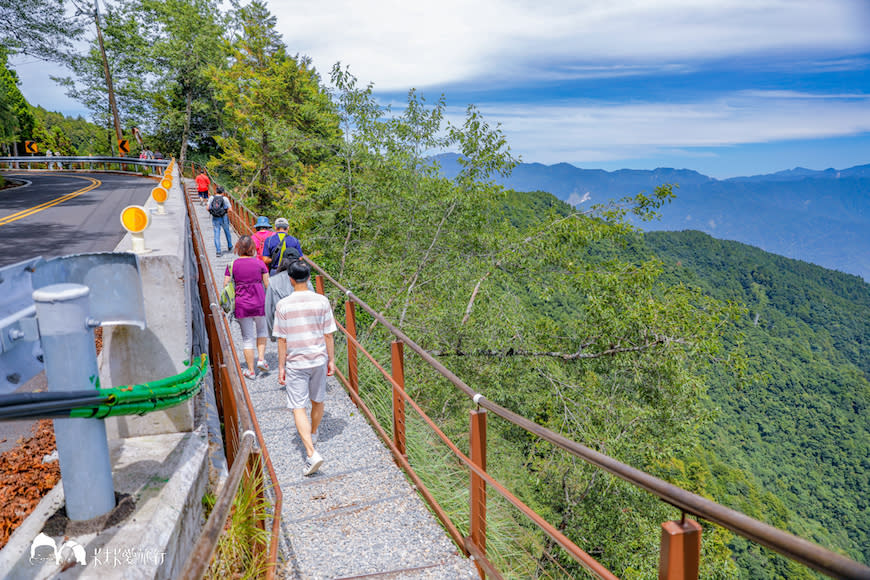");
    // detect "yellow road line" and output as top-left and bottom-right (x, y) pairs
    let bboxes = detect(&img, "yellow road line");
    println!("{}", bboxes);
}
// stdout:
(0, 177), (101, 227)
